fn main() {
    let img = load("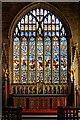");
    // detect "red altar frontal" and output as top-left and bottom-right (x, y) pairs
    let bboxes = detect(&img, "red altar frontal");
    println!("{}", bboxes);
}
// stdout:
(13, 94), (67, 109)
